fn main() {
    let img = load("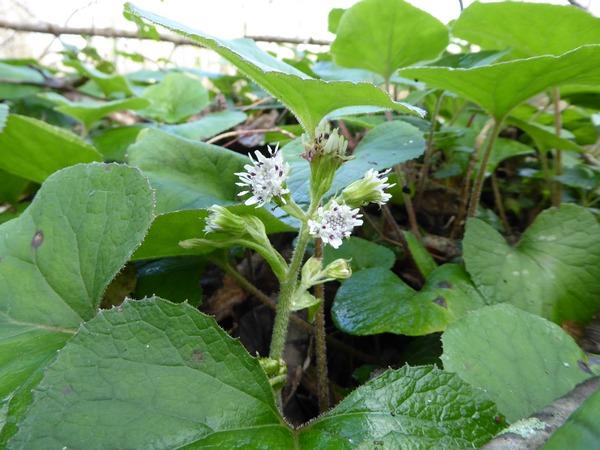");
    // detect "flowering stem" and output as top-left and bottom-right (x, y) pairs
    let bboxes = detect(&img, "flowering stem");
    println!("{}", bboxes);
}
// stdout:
(269, 220), (311, 360)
